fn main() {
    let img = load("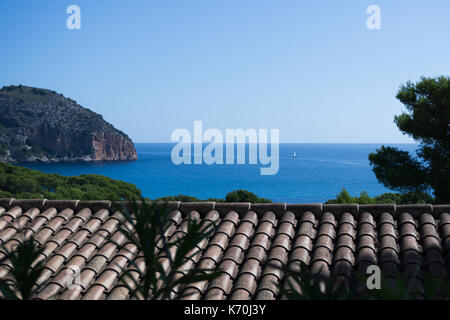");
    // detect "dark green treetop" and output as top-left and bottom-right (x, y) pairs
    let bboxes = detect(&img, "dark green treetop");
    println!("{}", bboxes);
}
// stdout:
(369, 76), (450, 203)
